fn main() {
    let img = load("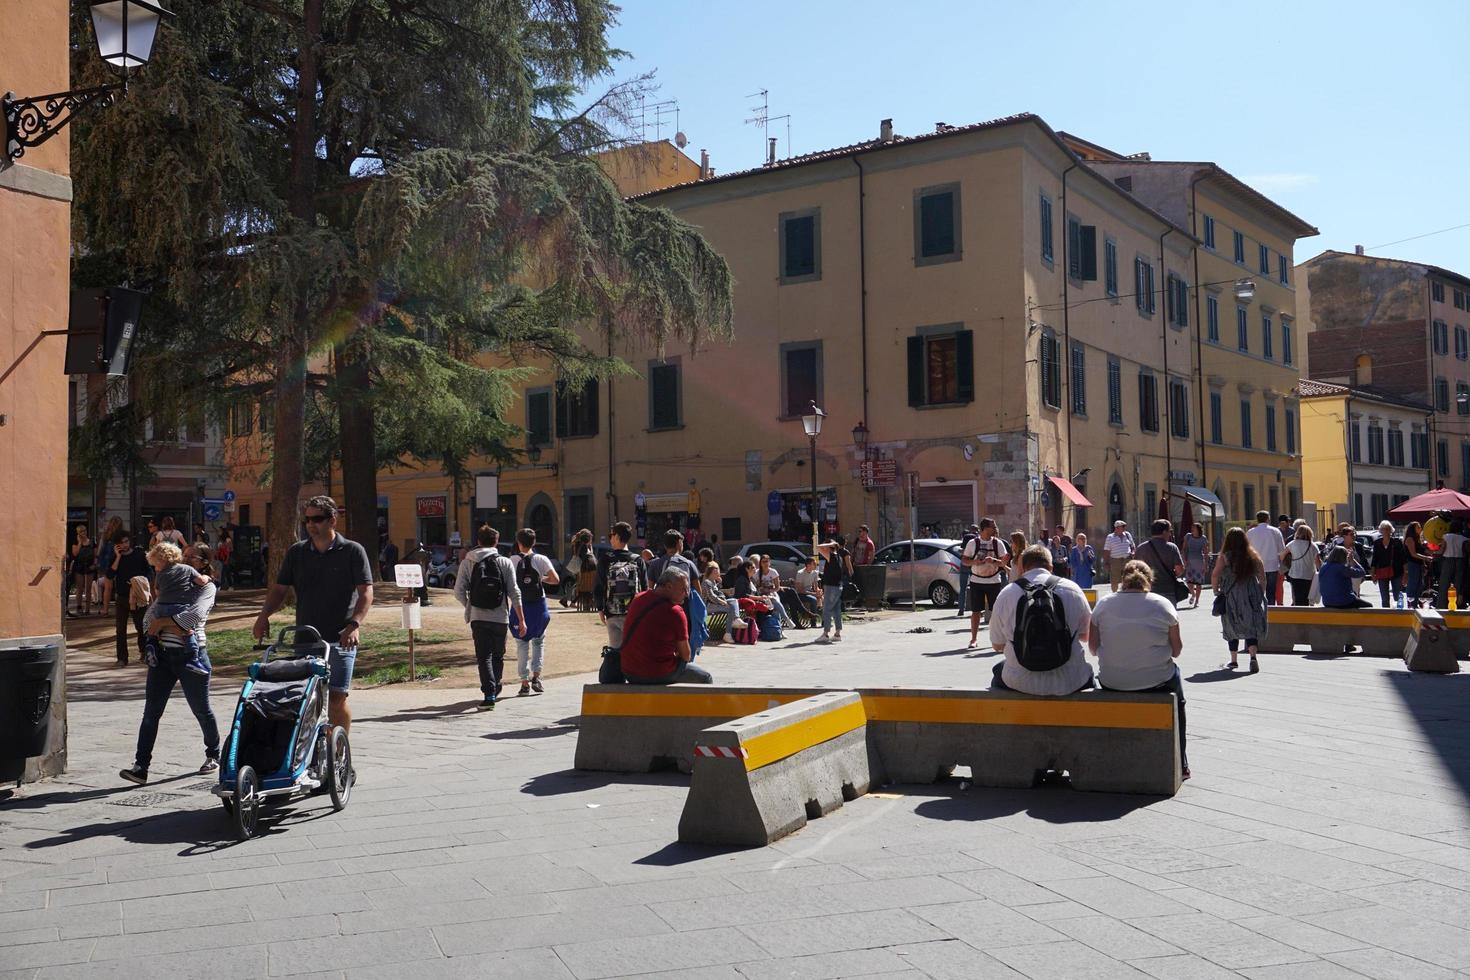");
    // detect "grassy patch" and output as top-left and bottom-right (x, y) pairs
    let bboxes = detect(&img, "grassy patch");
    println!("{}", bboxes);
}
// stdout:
(206, 621), (462, 672)
(358, 663), (443, 686)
